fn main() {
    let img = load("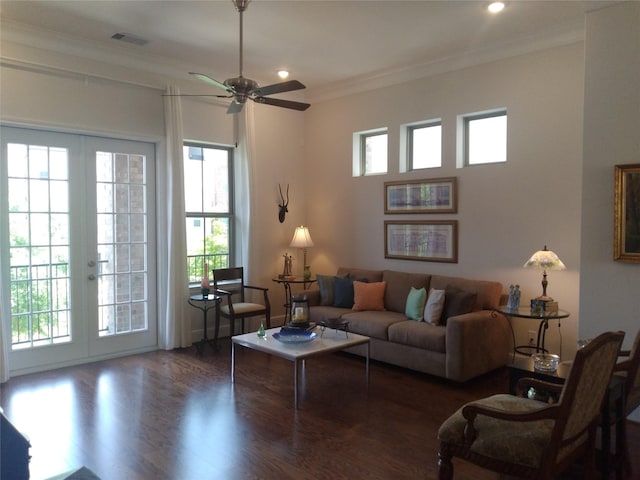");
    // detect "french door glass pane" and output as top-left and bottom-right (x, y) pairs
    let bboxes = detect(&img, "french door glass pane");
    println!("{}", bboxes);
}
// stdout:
(7, 143), (71, 349)
(96, 151), (148, 336)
